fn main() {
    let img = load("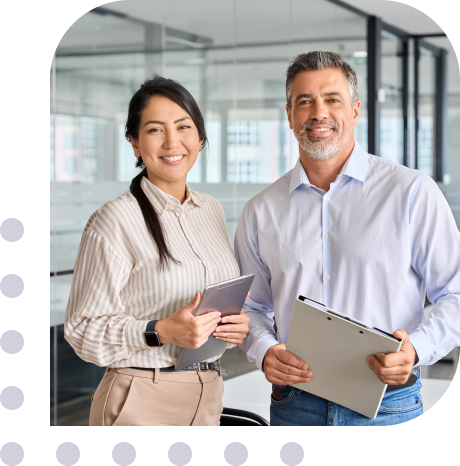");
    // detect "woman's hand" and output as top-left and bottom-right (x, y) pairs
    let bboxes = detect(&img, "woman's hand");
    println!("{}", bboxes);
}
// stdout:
(211, 310), (250, 345)
(155, 291), (221, 349)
